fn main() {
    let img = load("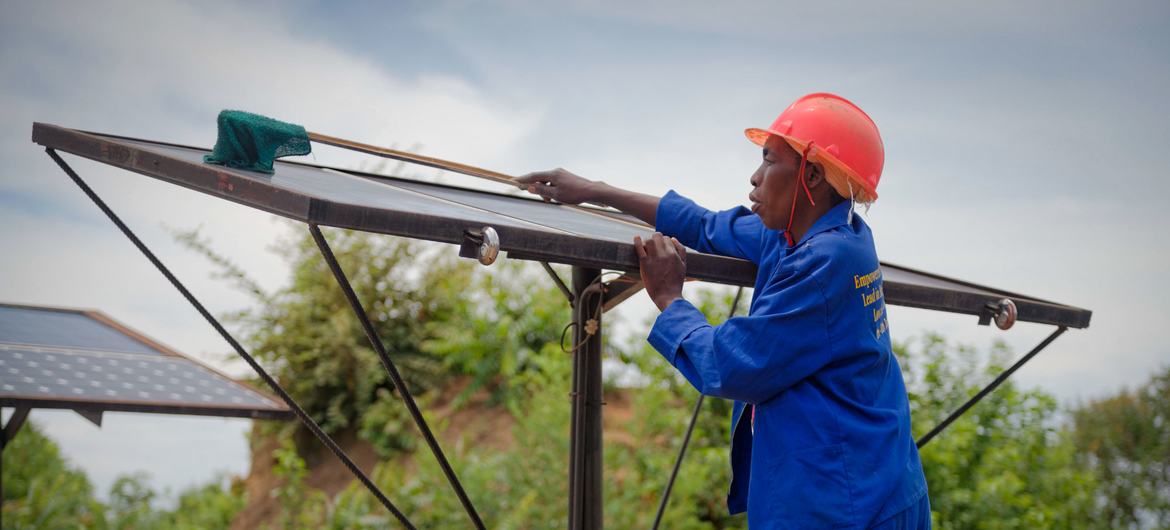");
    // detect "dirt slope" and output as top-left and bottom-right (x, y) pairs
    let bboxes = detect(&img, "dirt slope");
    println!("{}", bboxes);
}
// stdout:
(230, 379), (639, 529)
